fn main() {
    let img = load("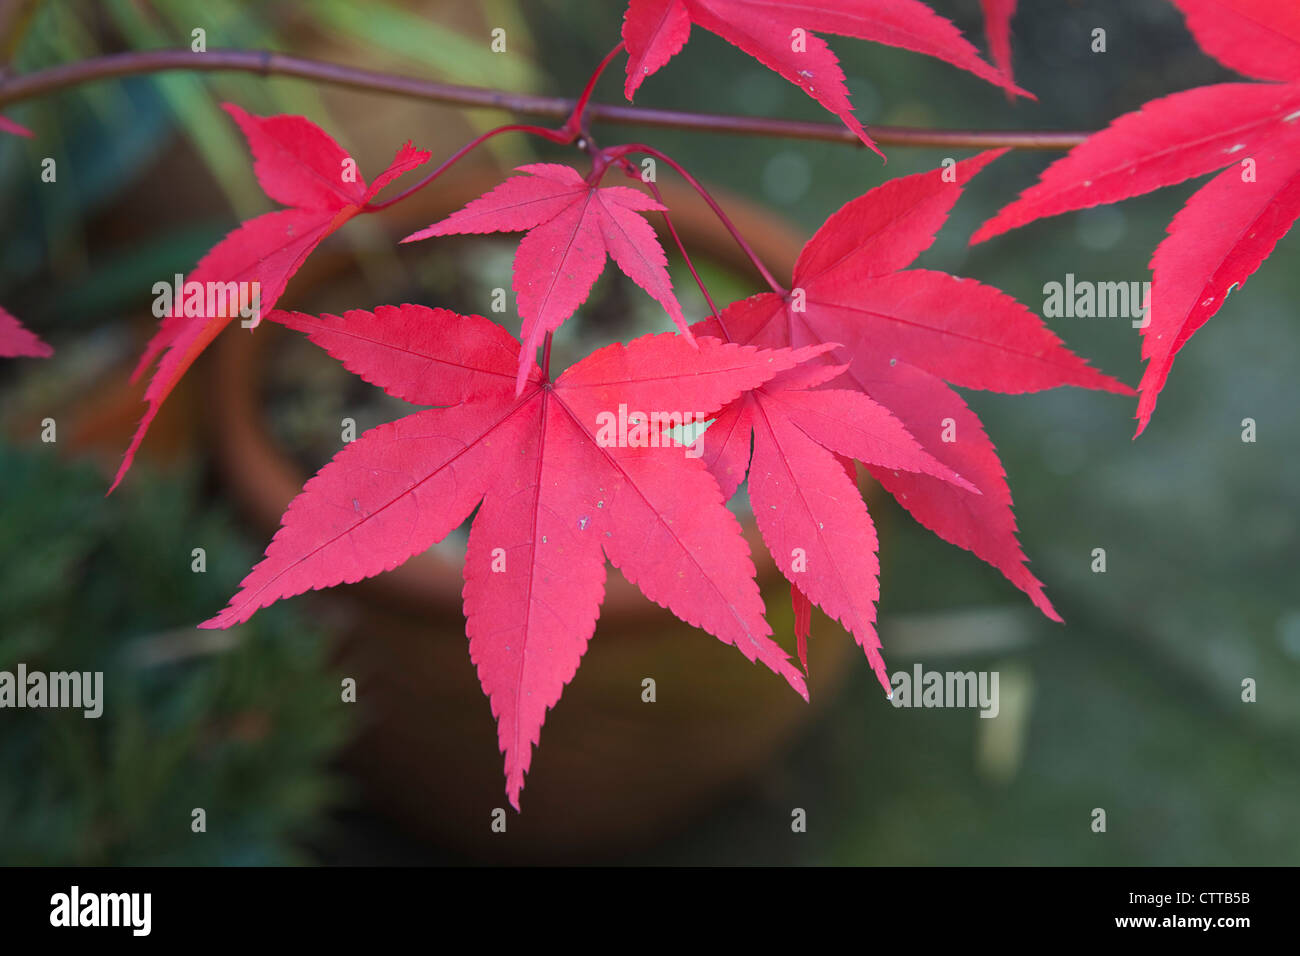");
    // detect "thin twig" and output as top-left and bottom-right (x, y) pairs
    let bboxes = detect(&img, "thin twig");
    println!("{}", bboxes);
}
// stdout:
(0, 48), (1091, 150)
(605, 143), (787, 296)
(365, 122), (568, 212)
(565, 40), (624, 138)
(541, 331), (553, 382)
(618, 156), (723, 329)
